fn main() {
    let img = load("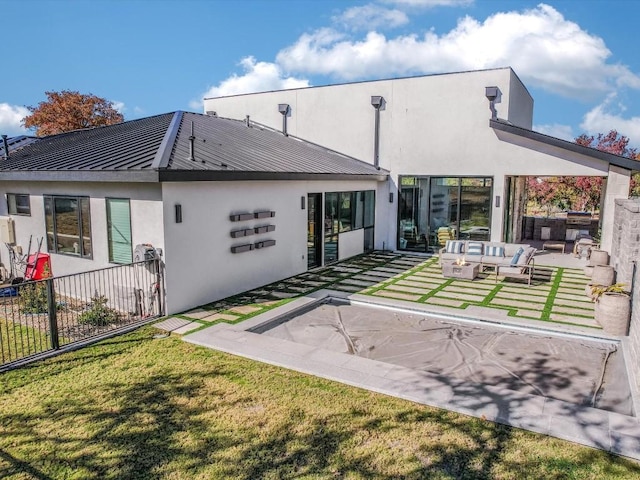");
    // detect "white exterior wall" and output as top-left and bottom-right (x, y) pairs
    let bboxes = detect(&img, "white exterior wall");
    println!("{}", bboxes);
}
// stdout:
(600, 166), (631, 253)
(0, 181), (164, 277)
(204, 68), (612, 245)
(161, 179), (379, 314)
(338, 229), (365, 260)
